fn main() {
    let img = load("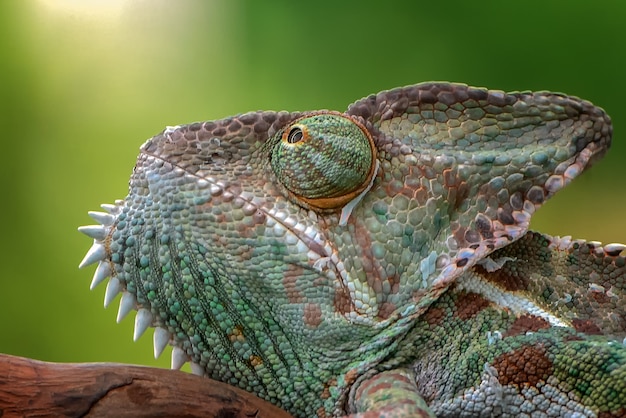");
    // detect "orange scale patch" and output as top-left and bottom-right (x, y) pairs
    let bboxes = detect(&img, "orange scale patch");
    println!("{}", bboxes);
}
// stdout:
(502, 314), (550, 338)
(303, 303), (323, 328)
(378, 301), (397, 320)
(589, 290), (611, 304)
(598, 408), (626, 418)
(283, 265), (306, 304)
(492, 344), (553, 386)
(442, 168), (458, 188)
(228, 325), (245, 343)
(474, 264), (530, 292)
(344, 368), (359, 386)
(333, 287), (353, 316)
(387, 274), (401, 295)
(454, 292), (491, 320)
(316, 406), (331, 418)
(423, 306), (446, 327)
(249, 355), (263, 367)
(320, 378), (336, 400)
(572, 318), (603, 335)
